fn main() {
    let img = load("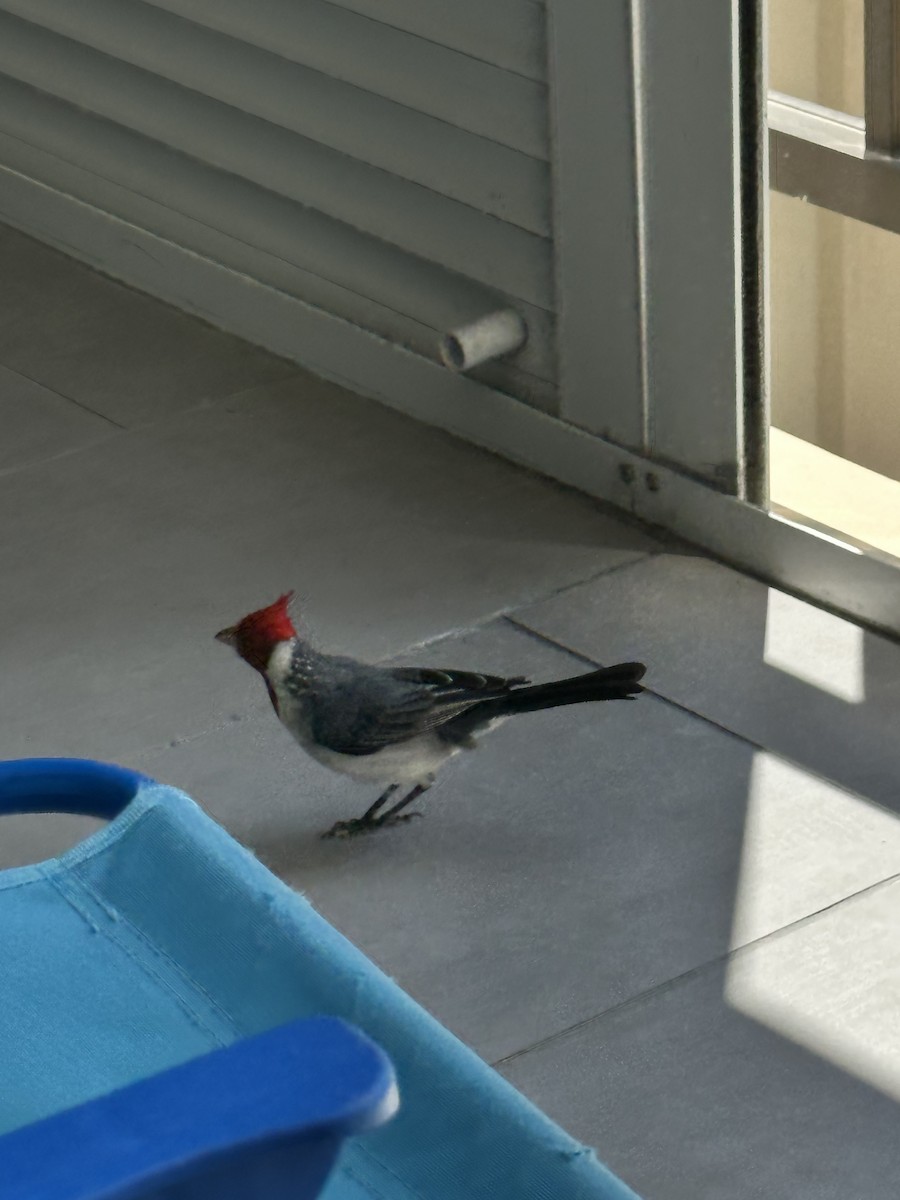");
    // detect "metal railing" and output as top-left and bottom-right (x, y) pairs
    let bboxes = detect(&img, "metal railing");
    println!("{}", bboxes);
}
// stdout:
(769, 0), (900, 234)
